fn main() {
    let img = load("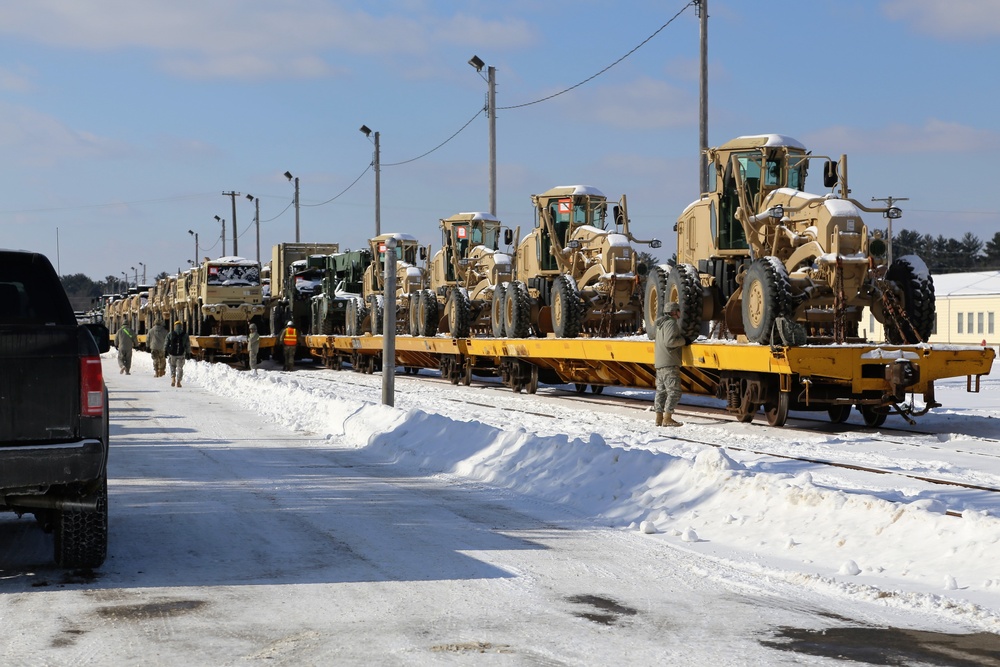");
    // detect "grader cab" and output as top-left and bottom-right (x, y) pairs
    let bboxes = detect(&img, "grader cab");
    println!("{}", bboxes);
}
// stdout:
(649, 134), (935, 345)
